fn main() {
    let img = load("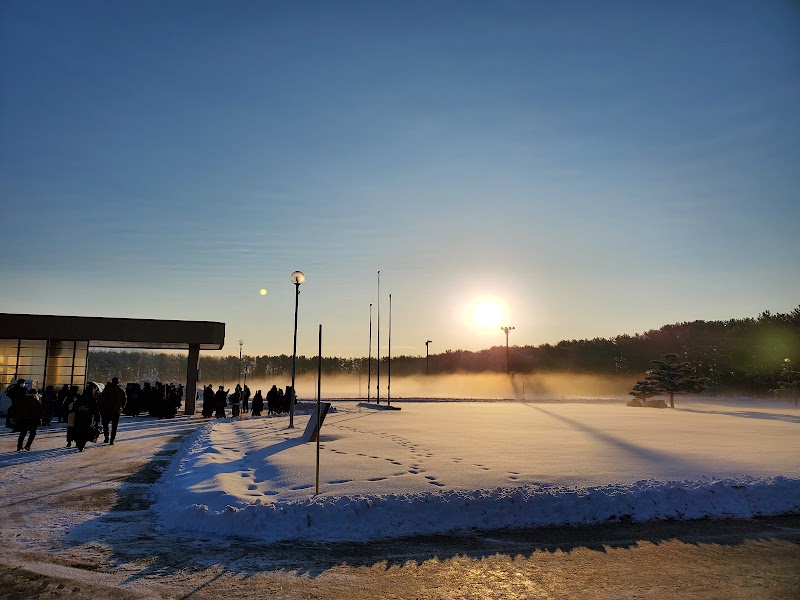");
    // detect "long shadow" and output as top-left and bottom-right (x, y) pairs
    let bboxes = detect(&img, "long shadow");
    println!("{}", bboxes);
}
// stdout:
(523, 404), (694, 468)
(676, 407), (800, 424)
